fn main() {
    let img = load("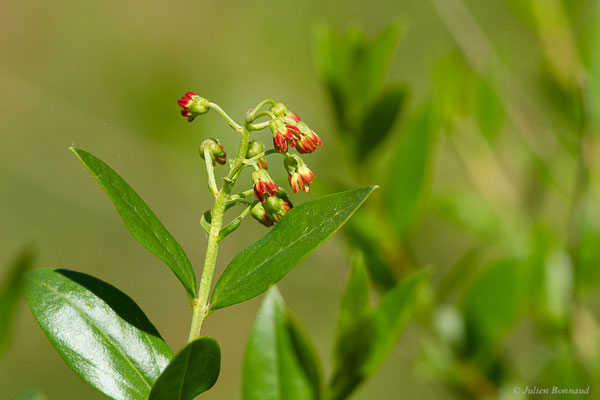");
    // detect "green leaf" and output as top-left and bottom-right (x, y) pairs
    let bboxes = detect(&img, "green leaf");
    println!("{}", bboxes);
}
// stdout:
(342, 213), (397, 291)
(243, 287), (321, 400)
(149, 337), (220, 400)
(211, 186), (376, 310)
(335, 250), (370, 344)
(463, 259), (527, 351)
(353, 23), (402, 106)
(472, 77), (504, 142)
(24, 268), (173, 400)
(328, 269), (430, 400)
(433, 191), (507, 240)
(384, 100), (437, 235)
(70, 147), (196, 299)
(0, 249), (34, 358)
(357, 85), (408, 160)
